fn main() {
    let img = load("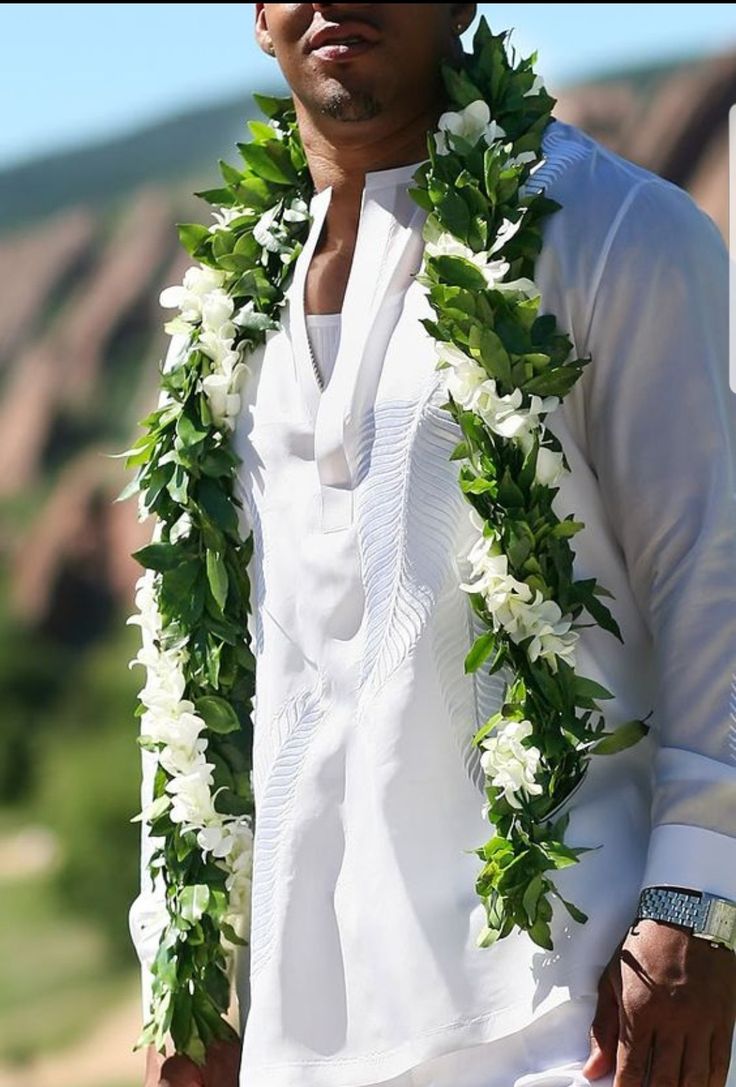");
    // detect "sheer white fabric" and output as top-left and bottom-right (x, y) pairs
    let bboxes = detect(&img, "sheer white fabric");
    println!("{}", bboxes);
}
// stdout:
(128, 118), (736, 1087)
